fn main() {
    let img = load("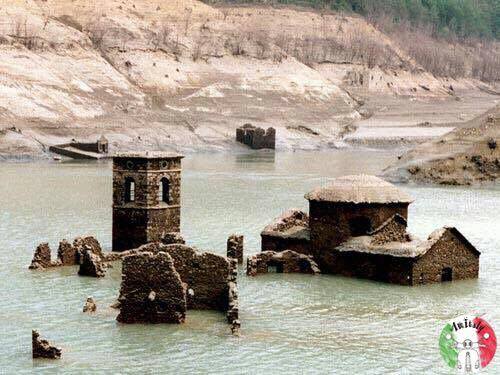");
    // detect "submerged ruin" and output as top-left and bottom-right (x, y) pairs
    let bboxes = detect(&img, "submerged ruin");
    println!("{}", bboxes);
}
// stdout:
(32, 330), (61, 359)
(260, 175), (480, 285)
(236, 124), (276, 150)
(49, 136), (109, 160)
(115, 243), (239, 330)
(247, 250), (320, 276)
